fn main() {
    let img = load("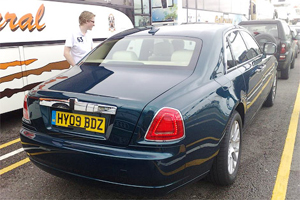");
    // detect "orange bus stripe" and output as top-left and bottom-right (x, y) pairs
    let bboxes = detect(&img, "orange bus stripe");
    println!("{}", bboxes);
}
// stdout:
(0, 59), (37, 70)
(0, 60), (69, 84)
